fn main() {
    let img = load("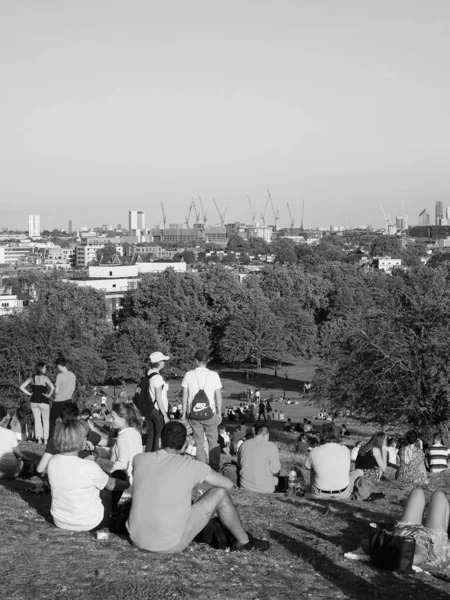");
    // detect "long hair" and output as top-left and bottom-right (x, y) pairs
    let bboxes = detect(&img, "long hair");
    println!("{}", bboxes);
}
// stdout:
(319, 422), (340, 444)
(360, 432), (385, 456)
(112, 402), (142, 431)
(34, 362), (46, 377)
